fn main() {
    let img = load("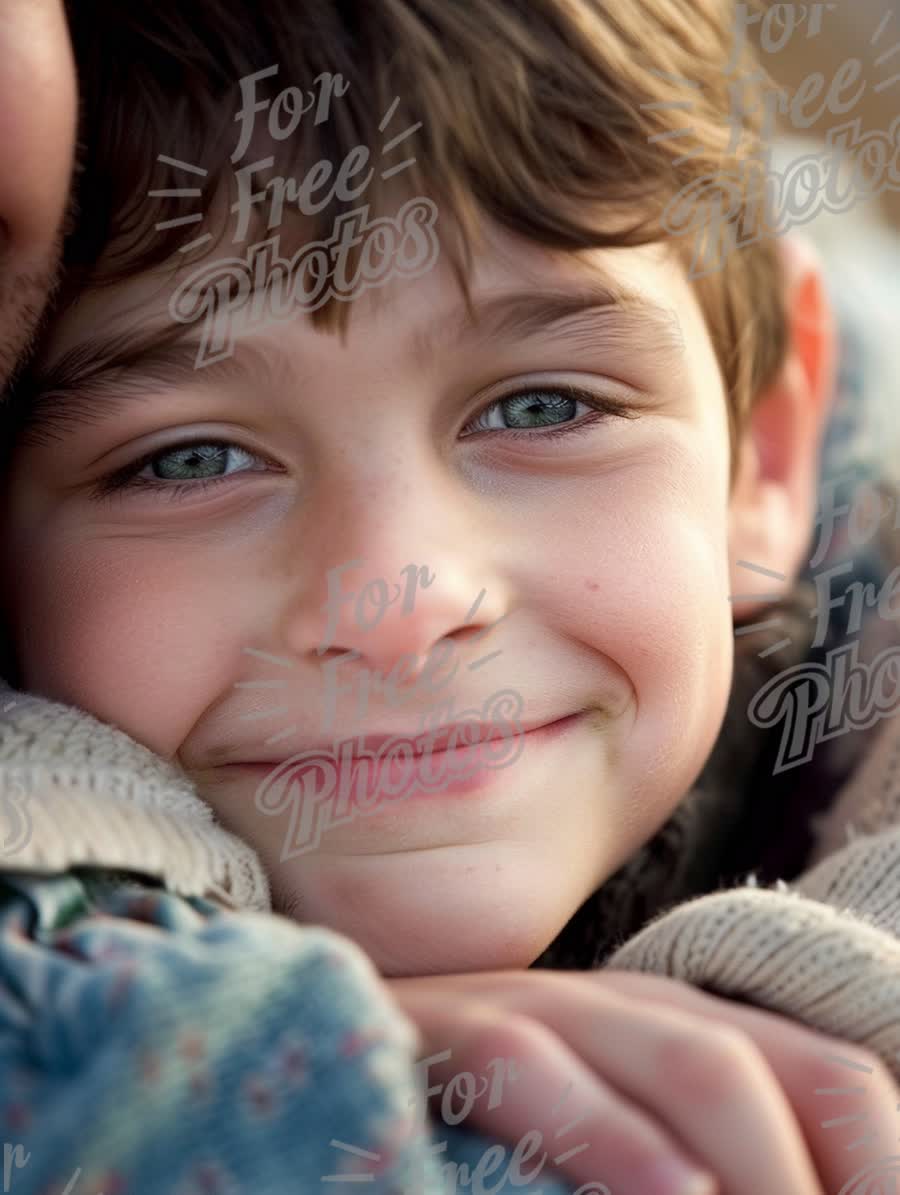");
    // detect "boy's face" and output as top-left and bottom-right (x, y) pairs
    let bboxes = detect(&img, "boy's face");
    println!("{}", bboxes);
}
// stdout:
(0, 217), (790, 975)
